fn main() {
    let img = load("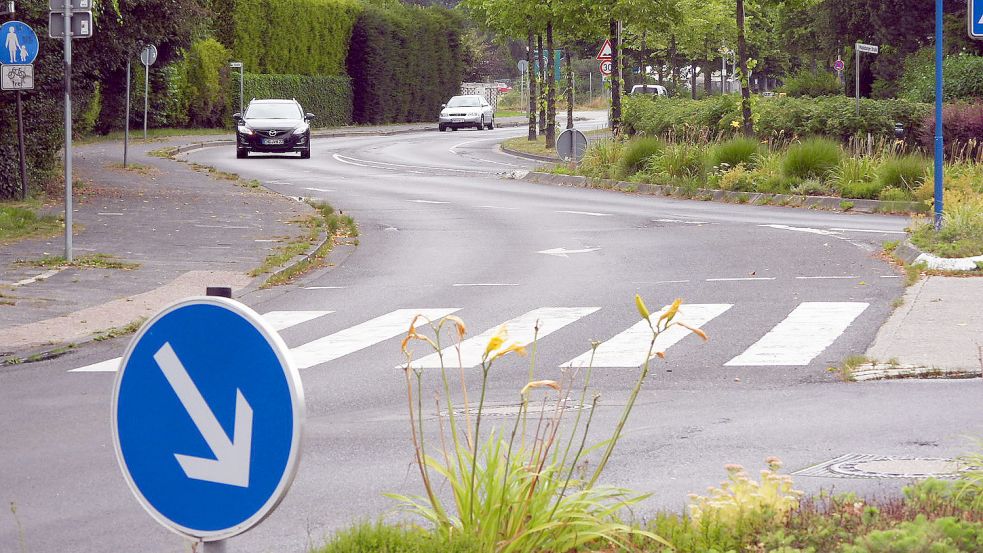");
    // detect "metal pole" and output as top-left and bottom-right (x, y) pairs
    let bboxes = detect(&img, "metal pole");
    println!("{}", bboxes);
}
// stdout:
(589, 71), (592, 102)
(17, 90), (27, 200)
(124, 59), (130, 167)
(721, 52), (725, 94)
(144, 57), (149, 140)
(202, 540), (227, 552)
(64, 3), (73, 262)
(239, 67), (243, 115)
(855, 47), (860, 116)
(933, 0), (944, 229)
